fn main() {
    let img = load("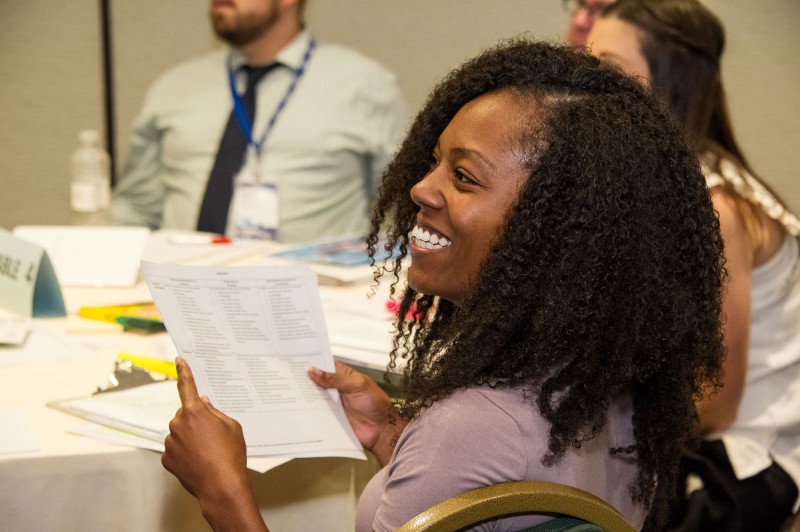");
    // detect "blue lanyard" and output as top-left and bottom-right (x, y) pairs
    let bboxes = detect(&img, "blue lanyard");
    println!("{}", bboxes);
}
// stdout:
(227, 37), (316, 158)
